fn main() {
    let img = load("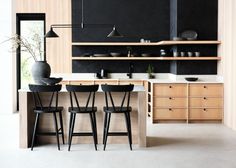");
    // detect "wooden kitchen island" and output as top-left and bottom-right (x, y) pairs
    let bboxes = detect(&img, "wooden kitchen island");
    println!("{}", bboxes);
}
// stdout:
(19, 85), (147, 148)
